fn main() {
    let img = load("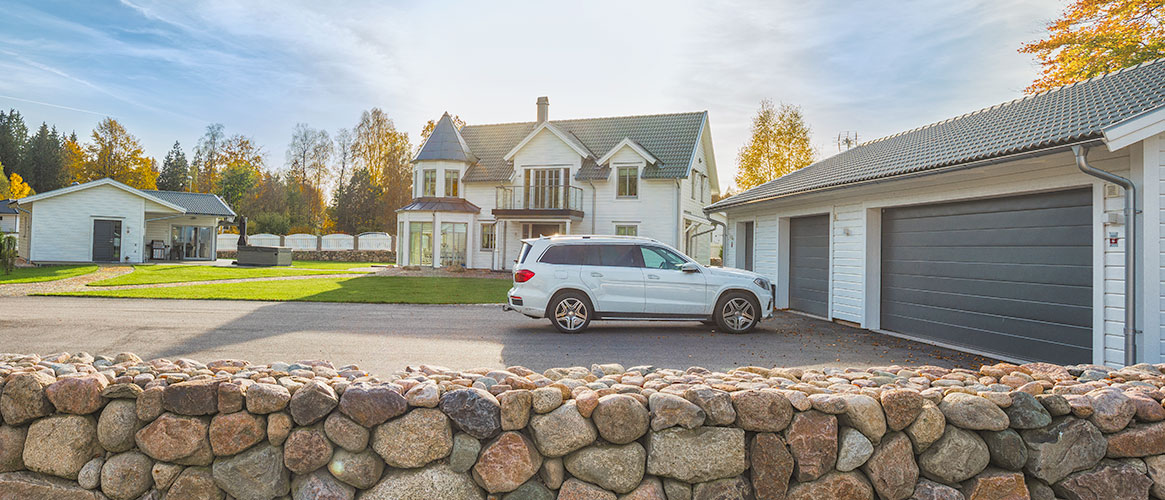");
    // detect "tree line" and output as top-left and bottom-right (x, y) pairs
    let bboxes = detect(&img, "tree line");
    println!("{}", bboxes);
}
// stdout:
(0, 108), (424, 236)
